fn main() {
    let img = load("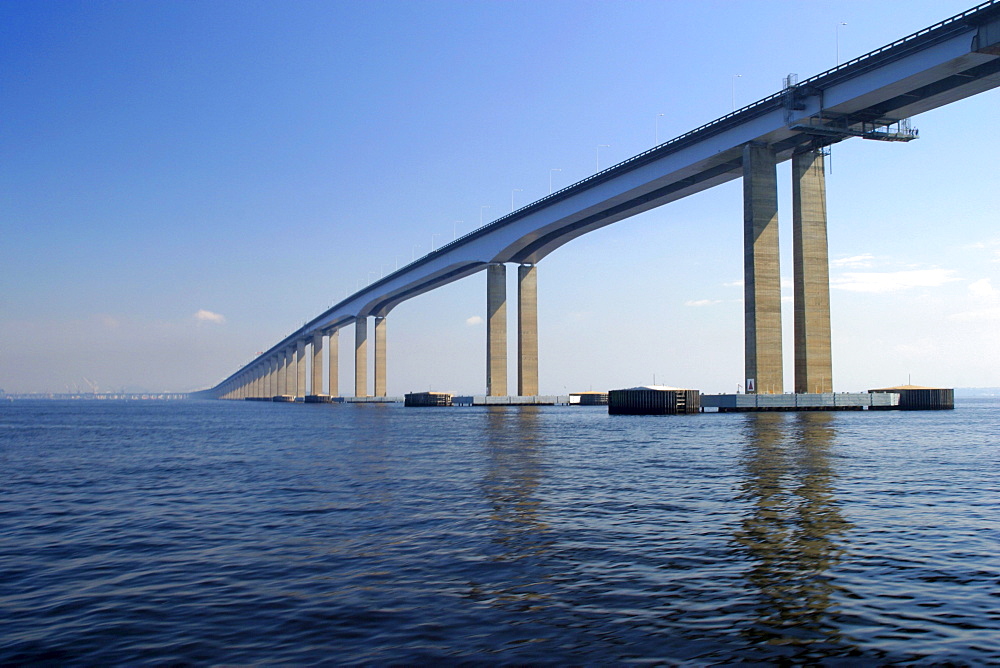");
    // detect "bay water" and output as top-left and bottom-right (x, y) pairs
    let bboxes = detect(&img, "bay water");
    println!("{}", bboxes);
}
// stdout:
(1, 399), (997, 664)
